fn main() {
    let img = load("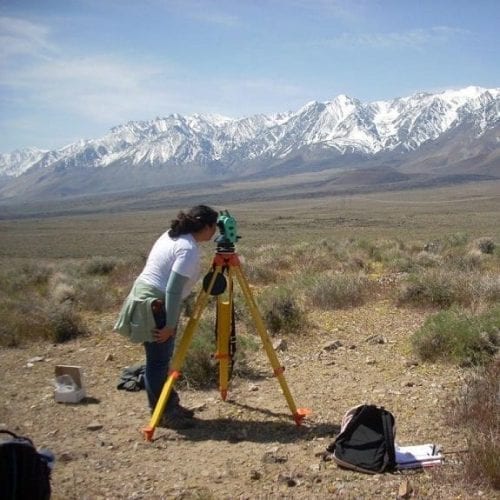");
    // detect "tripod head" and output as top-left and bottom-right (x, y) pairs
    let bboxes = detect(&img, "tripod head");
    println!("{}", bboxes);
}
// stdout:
(215, 210), (241, 253)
